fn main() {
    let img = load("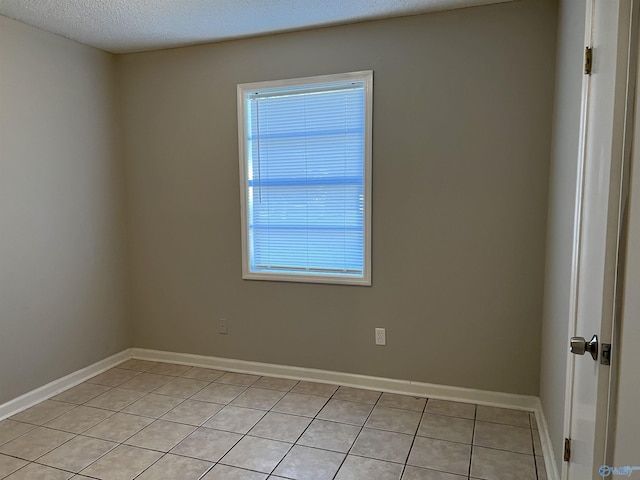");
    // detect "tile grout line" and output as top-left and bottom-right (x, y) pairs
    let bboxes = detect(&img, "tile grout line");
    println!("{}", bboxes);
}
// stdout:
(468, 401), (478, 478)
(329, 389), (419, 479)
(181, 381), (261, 474)
(399, 395), (429, 479)
(196, 376), (306, 477)
(34, 434), (119, 478)
(53, 365), (226, 479)
(0, 363), (181, 480)
(531, 419), (541, 480)
(266, 383), (337, 477)
(330, 396), (374, 479)
(95, 374), (260, 480)
(266, 390), (334, 477)
(4, 425), (86, 478)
